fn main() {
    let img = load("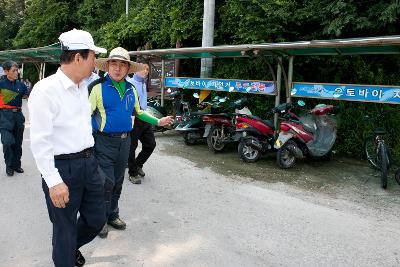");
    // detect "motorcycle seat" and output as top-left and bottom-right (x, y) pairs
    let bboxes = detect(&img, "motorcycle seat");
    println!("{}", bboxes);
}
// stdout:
(242, 115), (275, 129)
(190, 111), (207, 116)
(262, 120), (275, 129)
